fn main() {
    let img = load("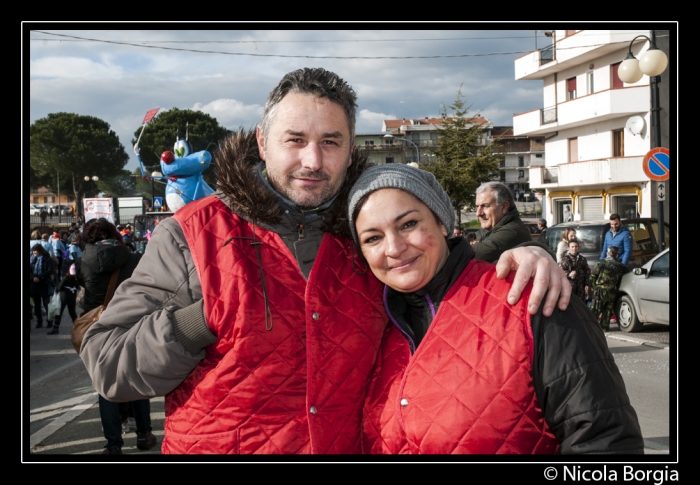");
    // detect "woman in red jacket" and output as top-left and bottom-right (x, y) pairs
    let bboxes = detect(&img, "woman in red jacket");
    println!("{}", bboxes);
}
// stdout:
(348, 164), (643, 455)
